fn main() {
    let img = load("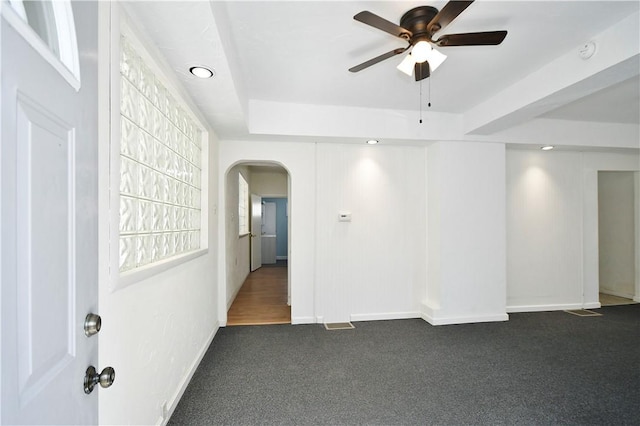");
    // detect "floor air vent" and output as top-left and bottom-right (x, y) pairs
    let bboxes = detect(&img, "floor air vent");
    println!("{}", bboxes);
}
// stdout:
(324, 322), (355, 330)
(564, 309), (602, 317)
